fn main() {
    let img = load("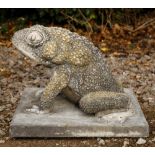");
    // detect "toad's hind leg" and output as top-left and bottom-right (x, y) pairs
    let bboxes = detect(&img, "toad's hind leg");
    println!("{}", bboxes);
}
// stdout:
(79, 91), (130, 115)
